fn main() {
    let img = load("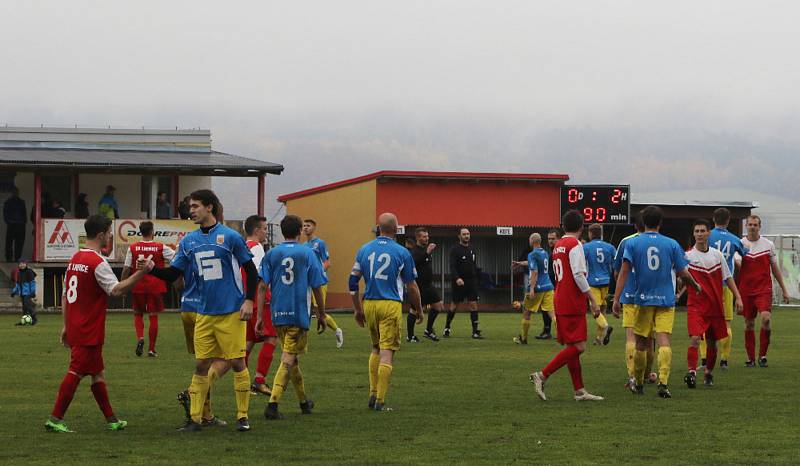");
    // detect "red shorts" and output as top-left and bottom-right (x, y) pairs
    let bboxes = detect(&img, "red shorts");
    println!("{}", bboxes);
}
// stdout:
(741, 293), (772, 319)
(69, 345), (104, 375)
(555, 314), (587, 345)
(132, 293), (164, 313)
(247, 303), (277, 342)
(687, 312), (728, 340)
